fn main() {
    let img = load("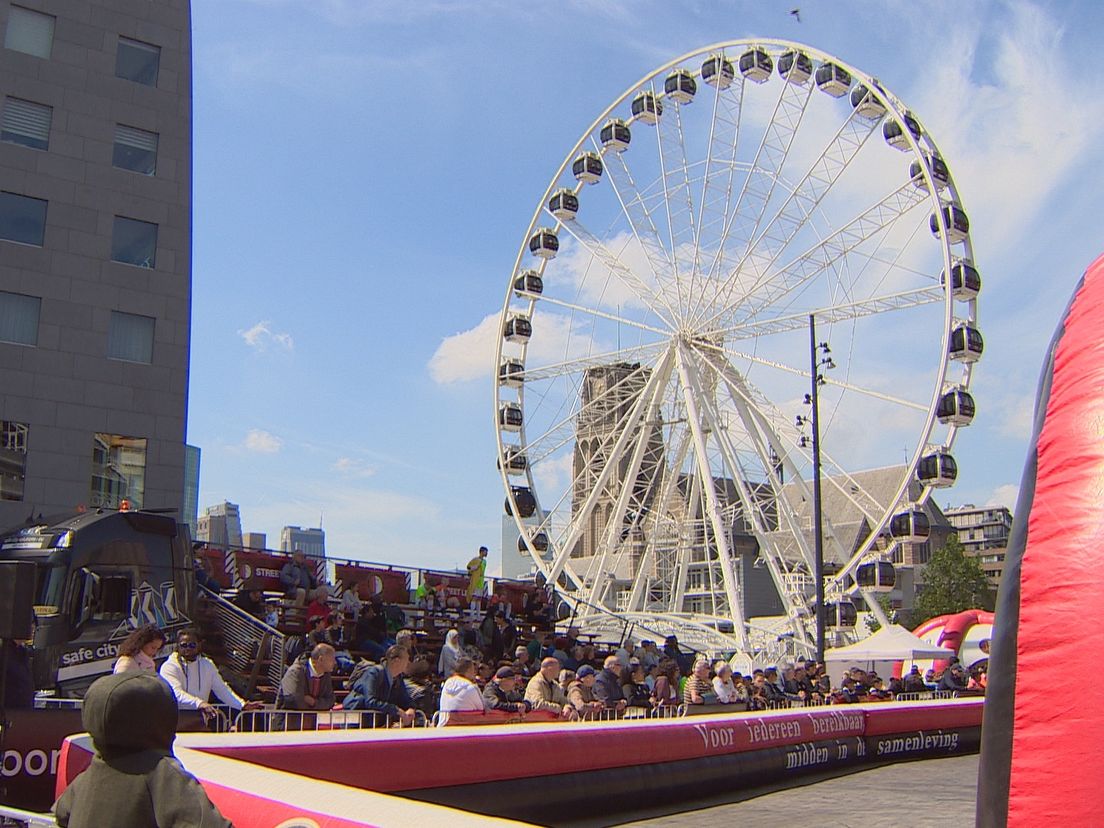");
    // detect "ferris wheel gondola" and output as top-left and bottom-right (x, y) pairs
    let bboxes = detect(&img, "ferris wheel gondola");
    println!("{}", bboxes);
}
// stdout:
(493, 40), (980, 661)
